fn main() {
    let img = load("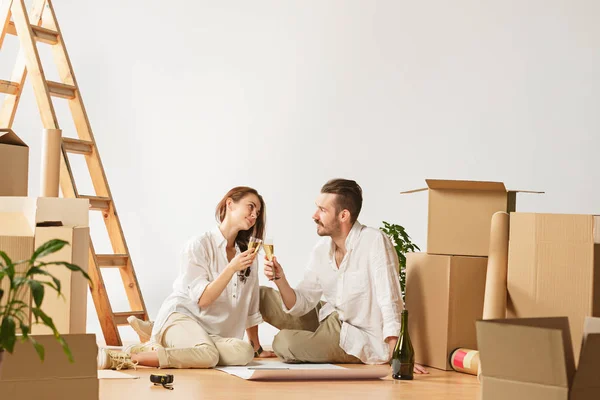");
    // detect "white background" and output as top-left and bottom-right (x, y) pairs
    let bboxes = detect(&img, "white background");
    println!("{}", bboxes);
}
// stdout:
(2, 0), (599, 345)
